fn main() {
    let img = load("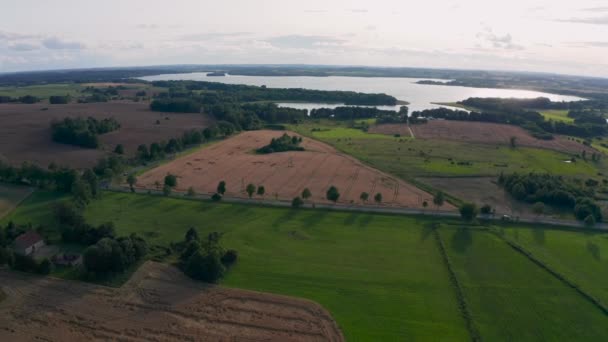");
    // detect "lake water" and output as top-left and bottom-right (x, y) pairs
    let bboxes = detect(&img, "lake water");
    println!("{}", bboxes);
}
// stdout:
(139, 72), (584, 113)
